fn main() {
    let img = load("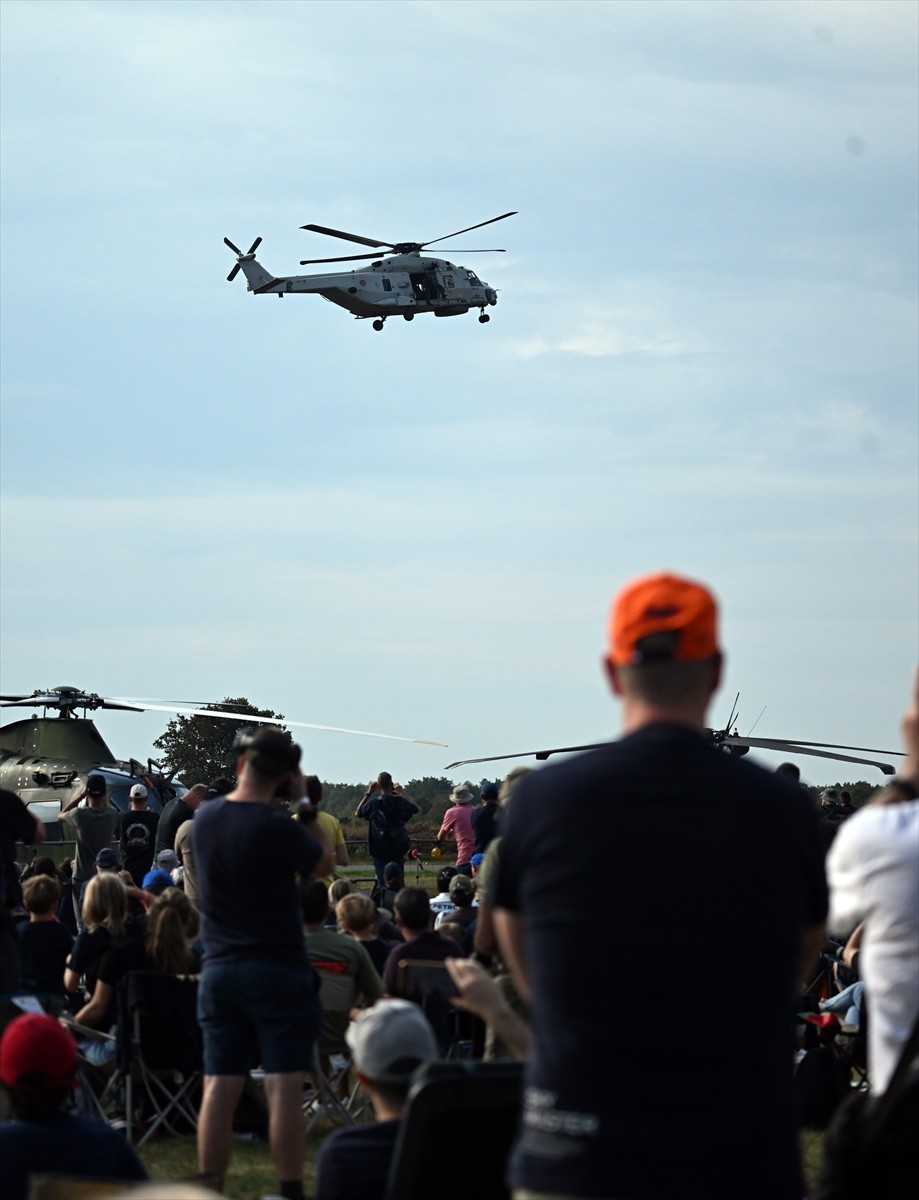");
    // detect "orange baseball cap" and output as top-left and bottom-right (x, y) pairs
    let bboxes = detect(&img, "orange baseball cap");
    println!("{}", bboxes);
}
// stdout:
(607, 572), (719, 666)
